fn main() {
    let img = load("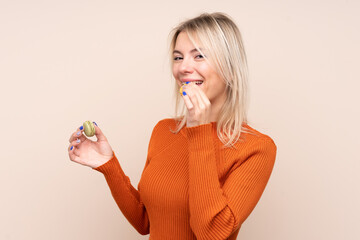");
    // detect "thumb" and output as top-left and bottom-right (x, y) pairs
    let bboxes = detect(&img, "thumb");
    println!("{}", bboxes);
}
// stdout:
(92, 122), (108, 142)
